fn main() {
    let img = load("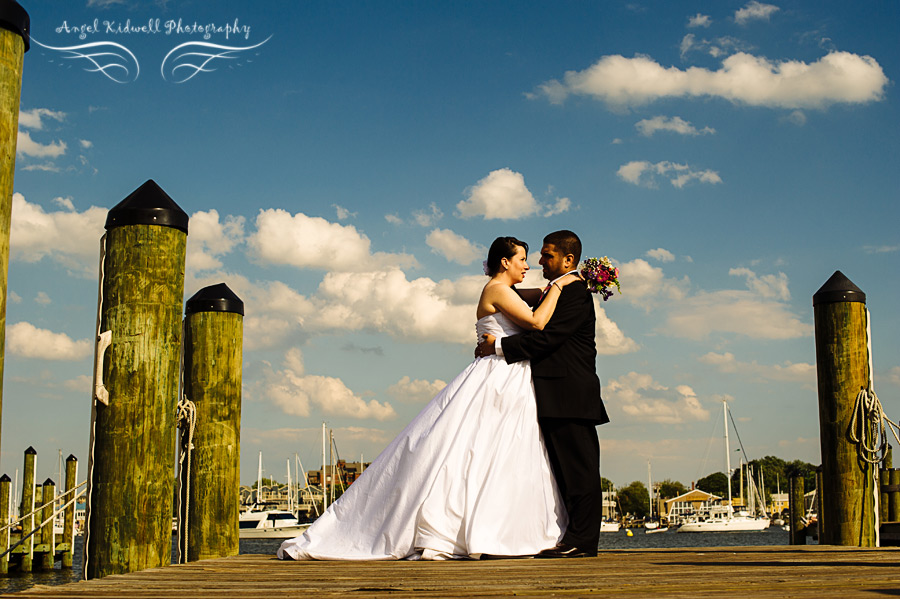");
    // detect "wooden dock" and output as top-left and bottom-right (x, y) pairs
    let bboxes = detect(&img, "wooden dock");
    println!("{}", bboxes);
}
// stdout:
(4, 546), (900, 597)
